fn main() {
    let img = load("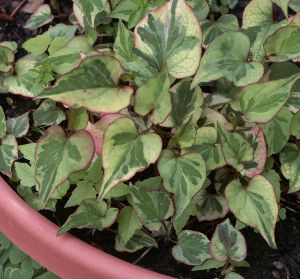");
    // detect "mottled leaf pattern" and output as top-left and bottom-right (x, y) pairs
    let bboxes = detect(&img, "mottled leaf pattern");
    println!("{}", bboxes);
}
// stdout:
(25, 4), (54, 30)
(0, 135), (18, 175)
